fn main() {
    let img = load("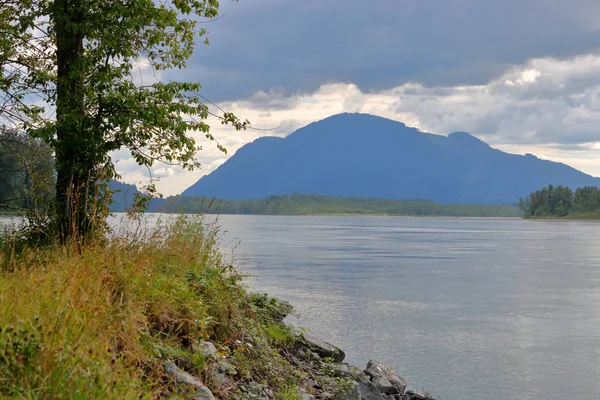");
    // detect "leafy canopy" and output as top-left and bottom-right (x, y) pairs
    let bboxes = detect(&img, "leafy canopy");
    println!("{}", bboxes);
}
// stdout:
(1, 0), (247, 238)
(2, 0), (246, 171)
